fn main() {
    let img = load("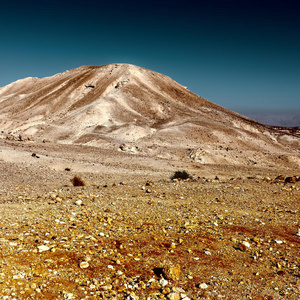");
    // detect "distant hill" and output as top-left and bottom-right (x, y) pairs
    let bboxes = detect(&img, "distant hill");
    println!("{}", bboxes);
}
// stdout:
(242, 112), (300, 127)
